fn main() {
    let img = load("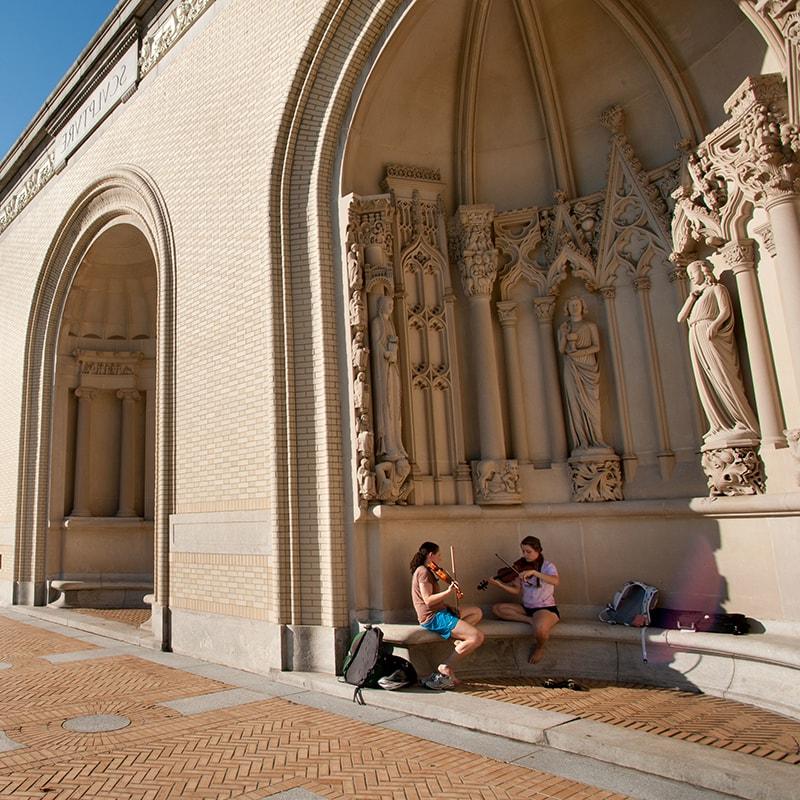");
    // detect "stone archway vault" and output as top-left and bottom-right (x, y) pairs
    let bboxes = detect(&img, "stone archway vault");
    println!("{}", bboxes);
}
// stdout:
(14, 166), (175, 646)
